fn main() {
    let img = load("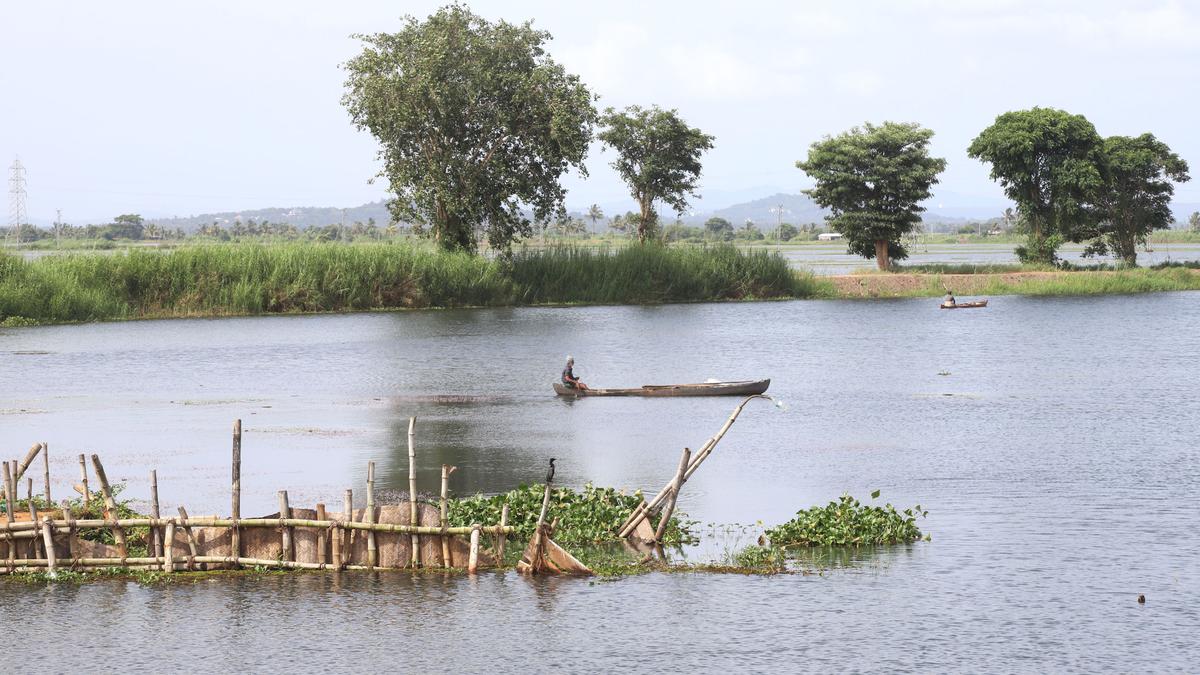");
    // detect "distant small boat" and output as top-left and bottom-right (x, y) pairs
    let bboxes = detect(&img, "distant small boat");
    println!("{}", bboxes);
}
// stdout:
(553, 379), (770, 397)
(940, 300), (988, 309)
